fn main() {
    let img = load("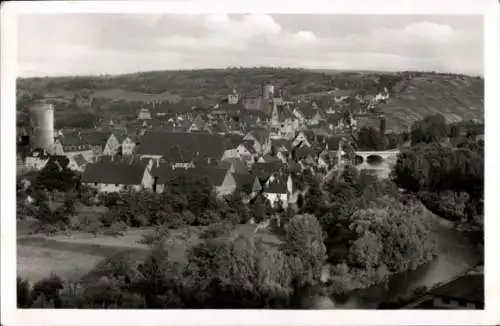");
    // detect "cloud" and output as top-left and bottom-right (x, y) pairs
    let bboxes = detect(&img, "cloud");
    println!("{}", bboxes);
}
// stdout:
(294, 31), (316, 43)
(16, 14), (483, 77)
